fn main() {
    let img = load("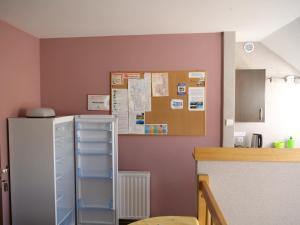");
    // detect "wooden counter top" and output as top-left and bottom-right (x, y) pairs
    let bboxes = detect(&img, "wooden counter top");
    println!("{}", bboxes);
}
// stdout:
(193, 147), (300, 162)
